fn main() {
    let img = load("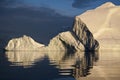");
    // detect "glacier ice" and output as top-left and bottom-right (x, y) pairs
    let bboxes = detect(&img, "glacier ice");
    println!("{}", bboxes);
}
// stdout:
(5, 35), (45, 51)
(73, 17), (99, 51)
(48, 31), (84, 52)
(78, 2), (120, 50)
